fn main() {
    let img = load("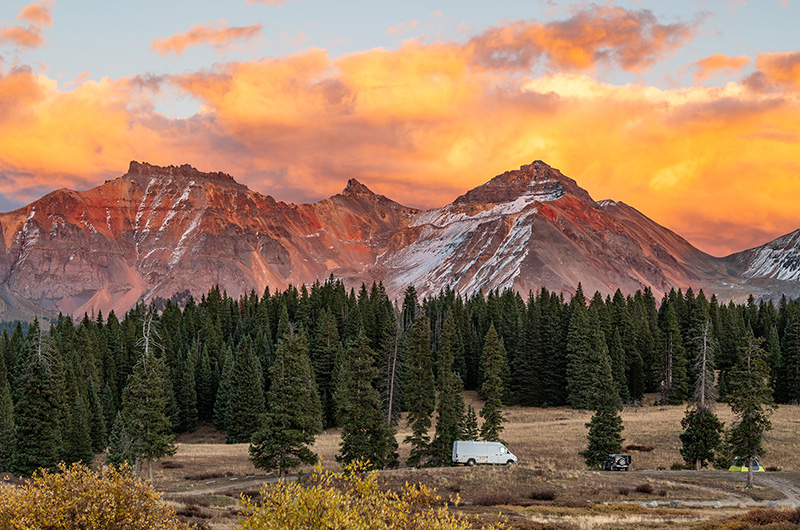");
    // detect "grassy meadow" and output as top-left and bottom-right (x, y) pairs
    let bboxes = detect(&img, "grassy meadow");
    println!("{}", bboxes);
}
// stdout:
(154, 393), (800, 529)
